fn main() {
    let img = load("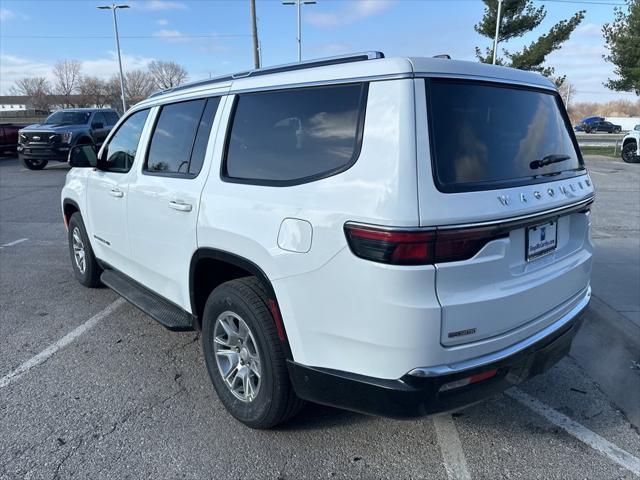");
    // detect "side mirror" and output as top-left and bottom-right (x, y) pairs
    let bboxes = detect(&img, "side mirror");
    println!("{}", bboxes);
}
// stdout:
(68, 144), (97, 168)
(92, 122), (104, 130)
